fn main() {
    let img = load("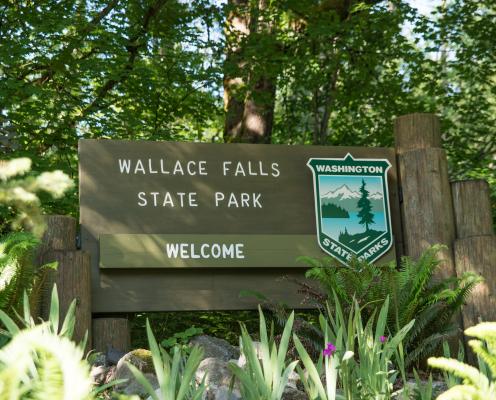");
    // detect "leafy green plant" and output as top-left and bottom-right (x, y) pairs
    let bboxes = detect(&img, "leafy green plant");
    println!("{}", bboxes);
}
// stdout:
(440, 341), (465, 389)
(128, 319), (206, 400)
(0, 284), (124, 399)
(0, 231), (57, 321)
(295, 295), (413, 400)
(428, 322), (496, 399)
(0, 325), (92, 400)
(413, 369), (433, 400)
(161, 326), (203, 353)
(301, 245), (482, 367)
(131, 309), (260, 348)
(0, 284), (84, 349)
(228, 306), (298, 400)
(293, 323), (352, 400)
